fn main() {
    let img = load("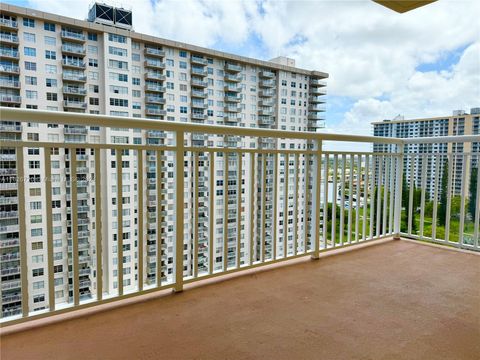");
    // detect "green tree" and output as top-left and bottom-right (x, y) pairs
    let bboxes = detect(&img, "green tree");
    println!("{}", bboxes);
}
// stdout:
(438, 161), (449, 226)
(469, 167), (478, 219)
